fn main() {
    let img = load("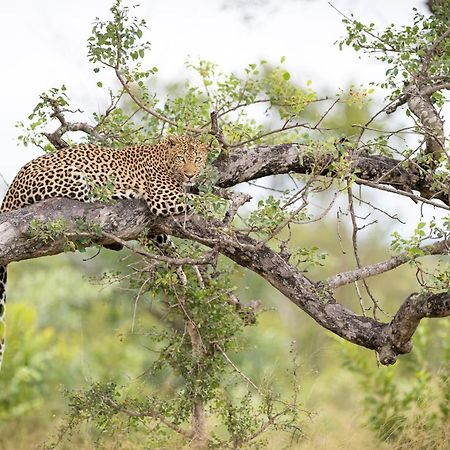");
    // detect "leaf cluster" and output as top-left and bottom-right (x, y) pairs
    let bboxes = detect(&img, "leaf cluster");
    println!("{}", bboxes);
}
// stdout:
(339, 8), (450, 103)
